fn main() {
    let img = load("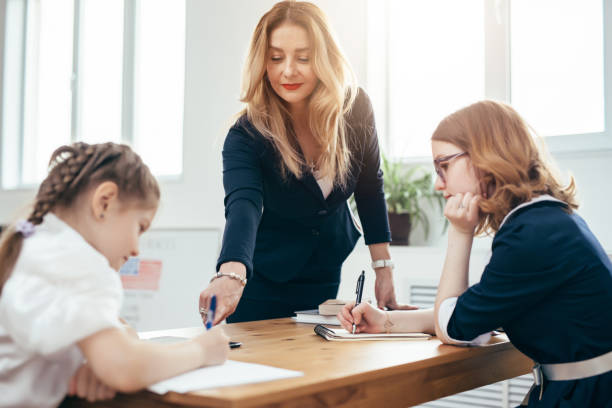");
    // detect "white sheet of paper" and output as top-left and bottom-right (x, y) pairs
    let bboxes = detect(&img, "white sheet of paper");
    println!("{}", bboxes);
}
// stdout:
(148, 360), (303, 394)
